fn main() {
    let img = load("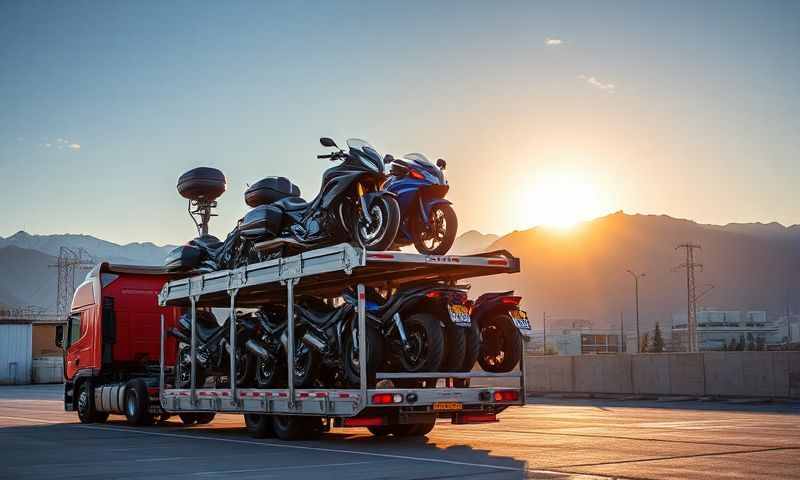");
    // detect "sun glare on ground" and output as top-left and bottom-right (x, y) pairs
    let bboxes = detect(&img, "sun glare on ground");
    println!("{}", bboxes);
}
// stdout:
(521, 171), (608, 230)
